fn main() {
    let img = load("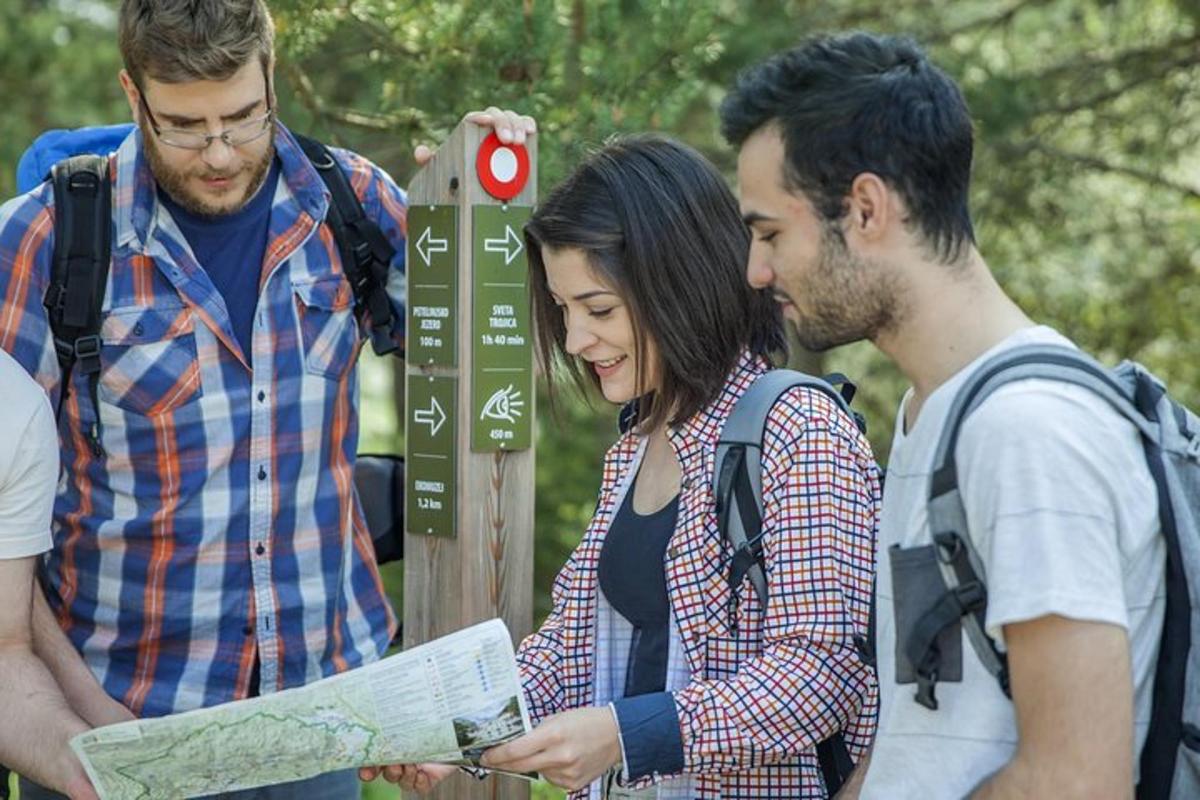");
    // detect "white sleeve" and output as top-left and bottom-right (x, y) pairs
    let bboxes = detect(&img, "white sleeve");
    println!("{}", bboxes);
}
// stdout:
(955, 380), (1156, 647)
(0, 392), (59, 559)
